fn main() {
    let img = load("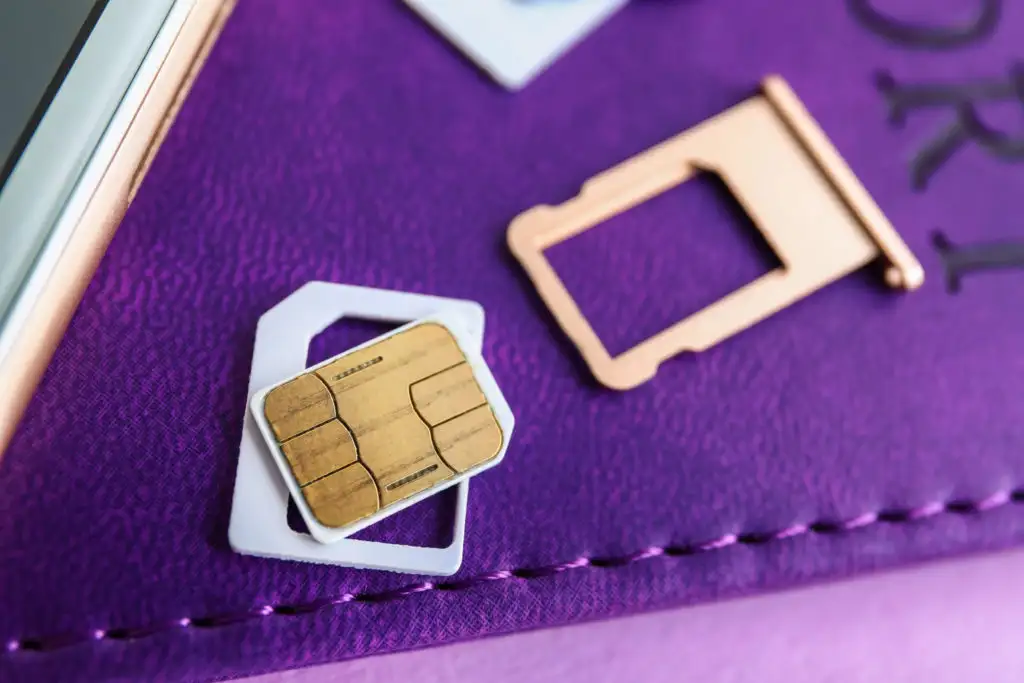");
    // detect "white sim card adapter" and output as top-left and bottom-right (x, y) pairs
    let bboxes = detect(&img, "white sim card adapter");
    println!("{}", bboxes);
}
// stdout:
(250, 311), (514, 546)
(229, 282), (492, 575)
(404, 0), (629, 90)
